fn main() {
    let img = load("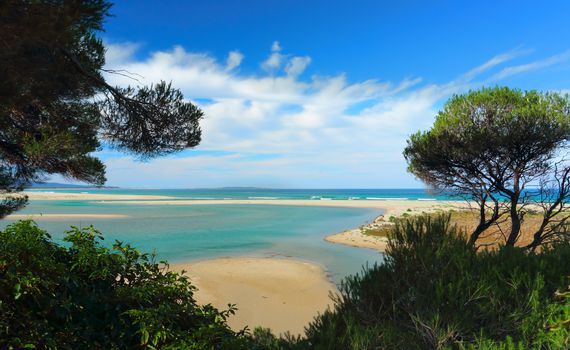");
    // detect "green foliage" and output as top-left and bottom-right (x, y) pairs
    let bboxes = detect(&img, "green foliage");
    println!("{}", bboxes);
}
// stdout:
(548, 281), (570, 333)
(0, 195), (28, 219)
(0, 221), (252, 349)
(404, 87), (570, 246)
(296, 214), (570, 349)
(0, 0), (203, 216)
(405, 89), (570, 182)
